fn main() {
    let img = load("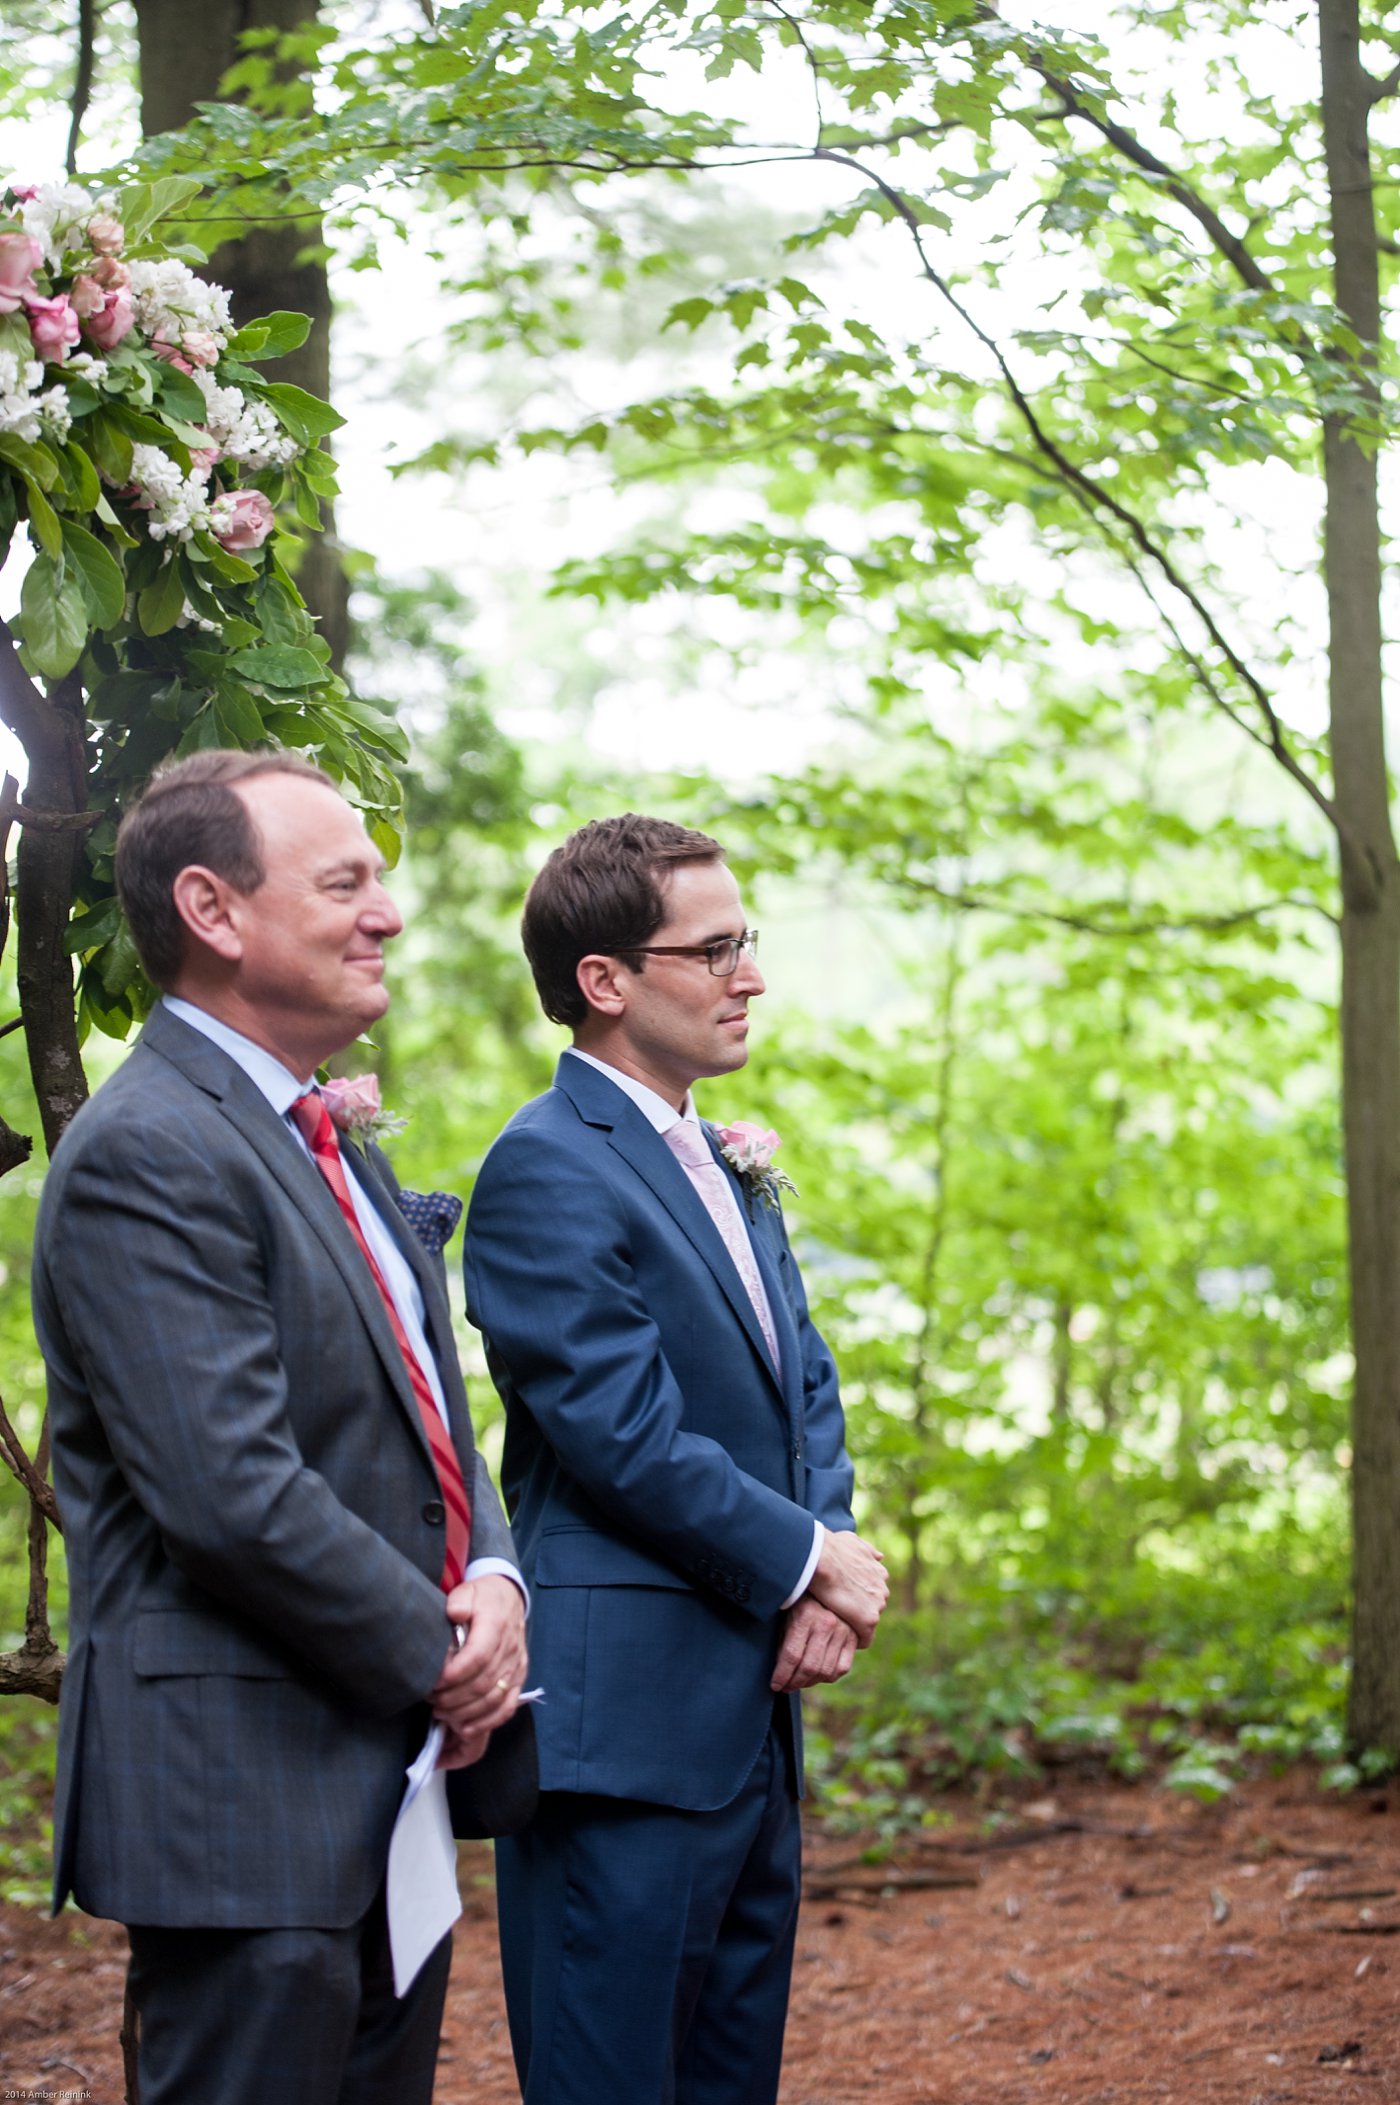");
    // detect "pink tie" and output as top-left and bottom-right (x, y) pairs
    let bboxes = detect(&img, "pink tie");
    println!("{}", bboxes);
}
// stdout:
(291, 1092), (472, 1592)
(664, 1121), (780, 1371)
